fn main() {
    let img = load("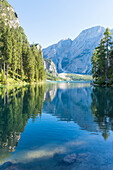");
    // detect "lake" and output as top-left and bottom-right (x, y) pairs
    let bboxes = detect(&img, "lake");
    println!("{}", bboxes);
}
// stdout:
(0, 82), (113, 170)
